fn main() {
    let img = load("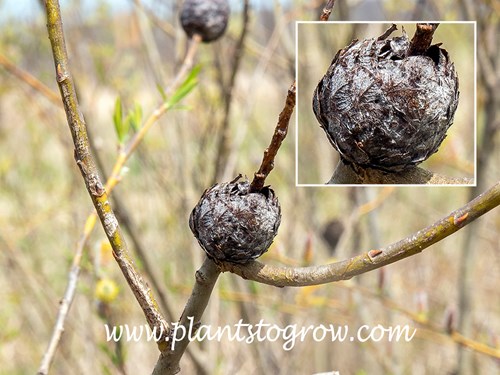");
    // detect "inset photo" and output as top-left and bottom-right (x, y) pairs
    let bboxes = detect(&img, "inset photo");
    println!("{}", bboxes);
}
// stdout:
(296, 22), (476, 185)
